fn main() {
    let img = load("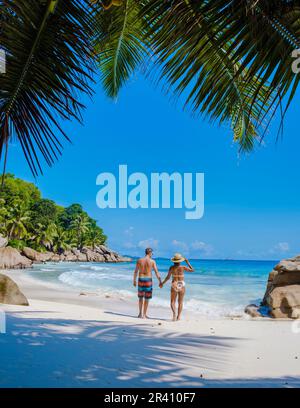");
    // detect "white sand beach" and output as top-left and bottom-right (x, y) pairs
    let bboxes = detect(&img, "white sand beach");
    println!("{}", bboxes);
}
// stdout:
(1, 268), (300, 388)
